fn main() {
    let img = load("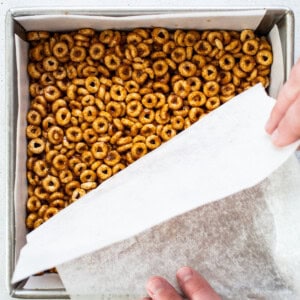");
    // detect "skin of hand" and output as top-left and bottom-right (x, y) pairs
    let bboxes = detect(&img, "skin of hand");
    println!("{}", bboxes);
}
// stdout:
(141, 266), (221, 300)
(265, 58), (300, 146)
